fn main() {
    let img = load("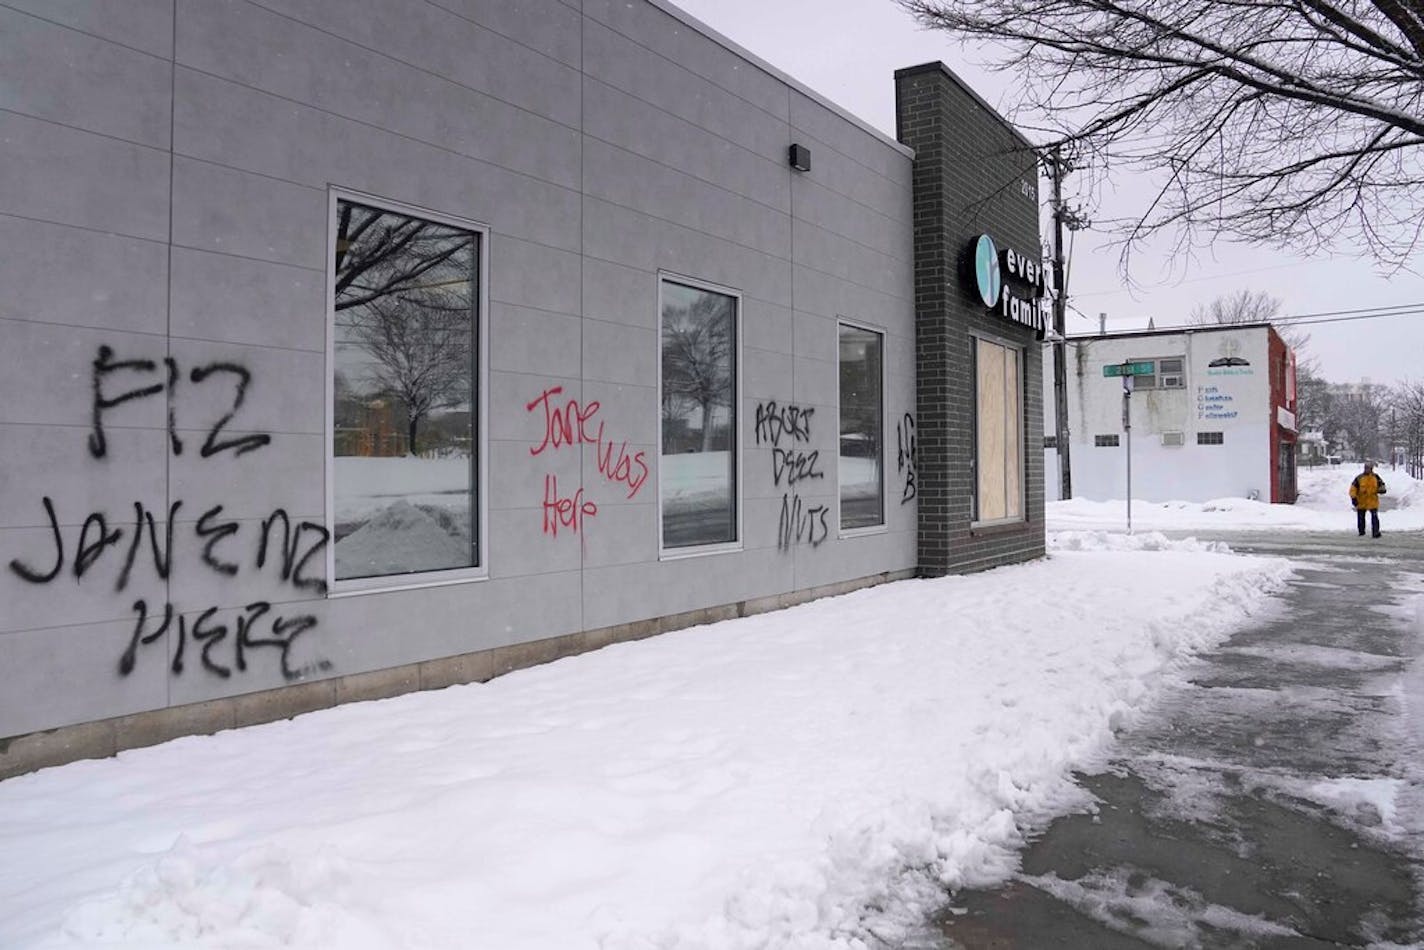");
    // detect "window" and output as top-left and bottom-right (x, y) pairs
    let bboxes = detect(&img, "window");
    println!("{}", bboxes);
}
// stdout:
(1162, 431), (1185, 447)
(330, 196), (481, 585)
(1198, 431), (1225, 445)
(973, 337), (1023, 523)
(1095, 434), (1120, 447)
(1130, 356), (1186, 390)
(838, 323), (883, 530)
(660, 278), (738, 549)
(1043, 435), (1058, 449)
